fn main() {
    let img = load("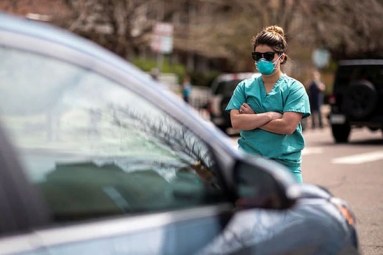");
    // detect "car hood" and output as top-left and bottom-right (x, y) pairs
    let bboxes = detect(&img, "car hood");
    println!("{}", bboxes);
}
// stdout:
(195, 184), (357, 255)
(298, 183), (333, 199)
(196, 201), (356, 255)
